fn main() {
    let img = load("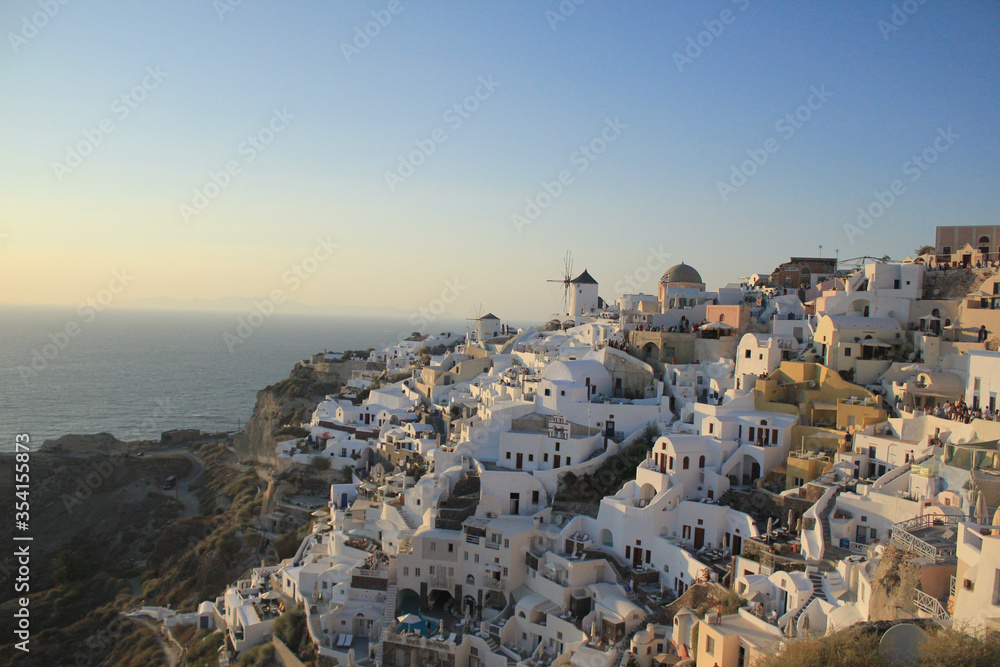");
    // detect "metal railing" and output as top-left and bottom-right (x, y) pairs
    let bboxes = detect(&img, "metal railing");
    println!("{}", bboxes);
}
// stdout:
(891, 515), (960, 563)
(913, 589), (950, 620)
(894, 514), (962, 532)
